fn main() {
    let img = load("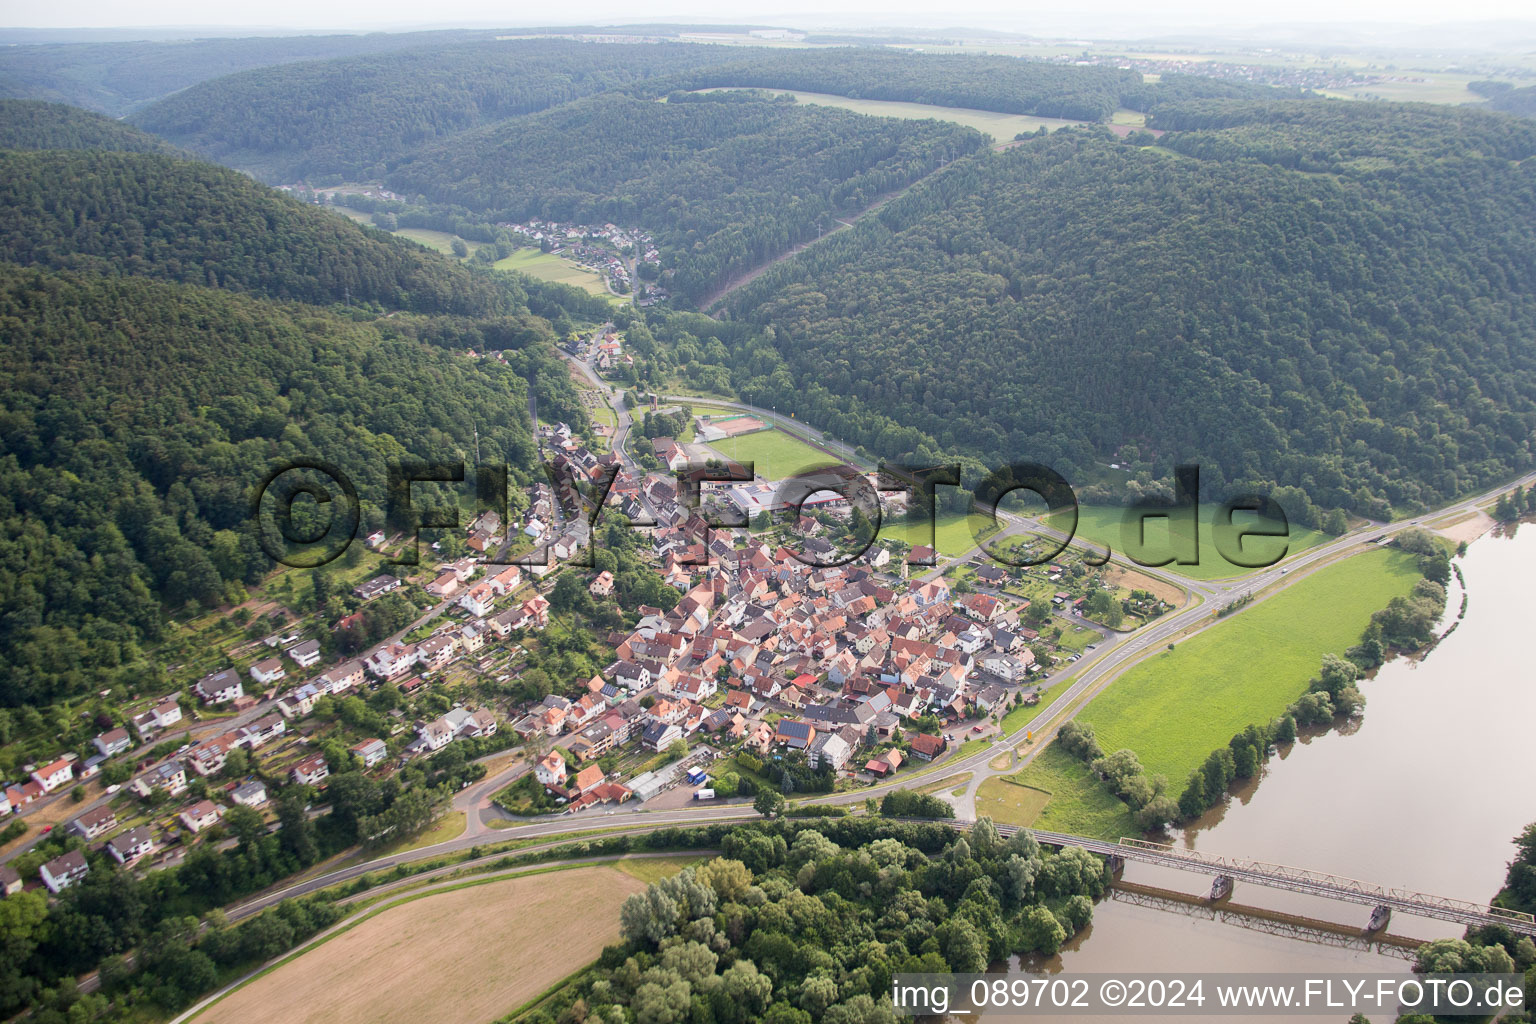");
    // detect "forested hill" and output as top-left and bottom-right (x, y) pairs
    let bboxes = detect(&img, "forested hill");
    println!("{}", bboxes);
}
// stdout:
(0, 149), (533, 318)
(720, 100), (1536, 517)
(128, 39), (745, 182)
(680, 48), (1138, 121)
(0, 29), (498, 116)
(387, 92), (986, 301)
(0, 264), (574, 708)
(0, 99), (180, 154)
